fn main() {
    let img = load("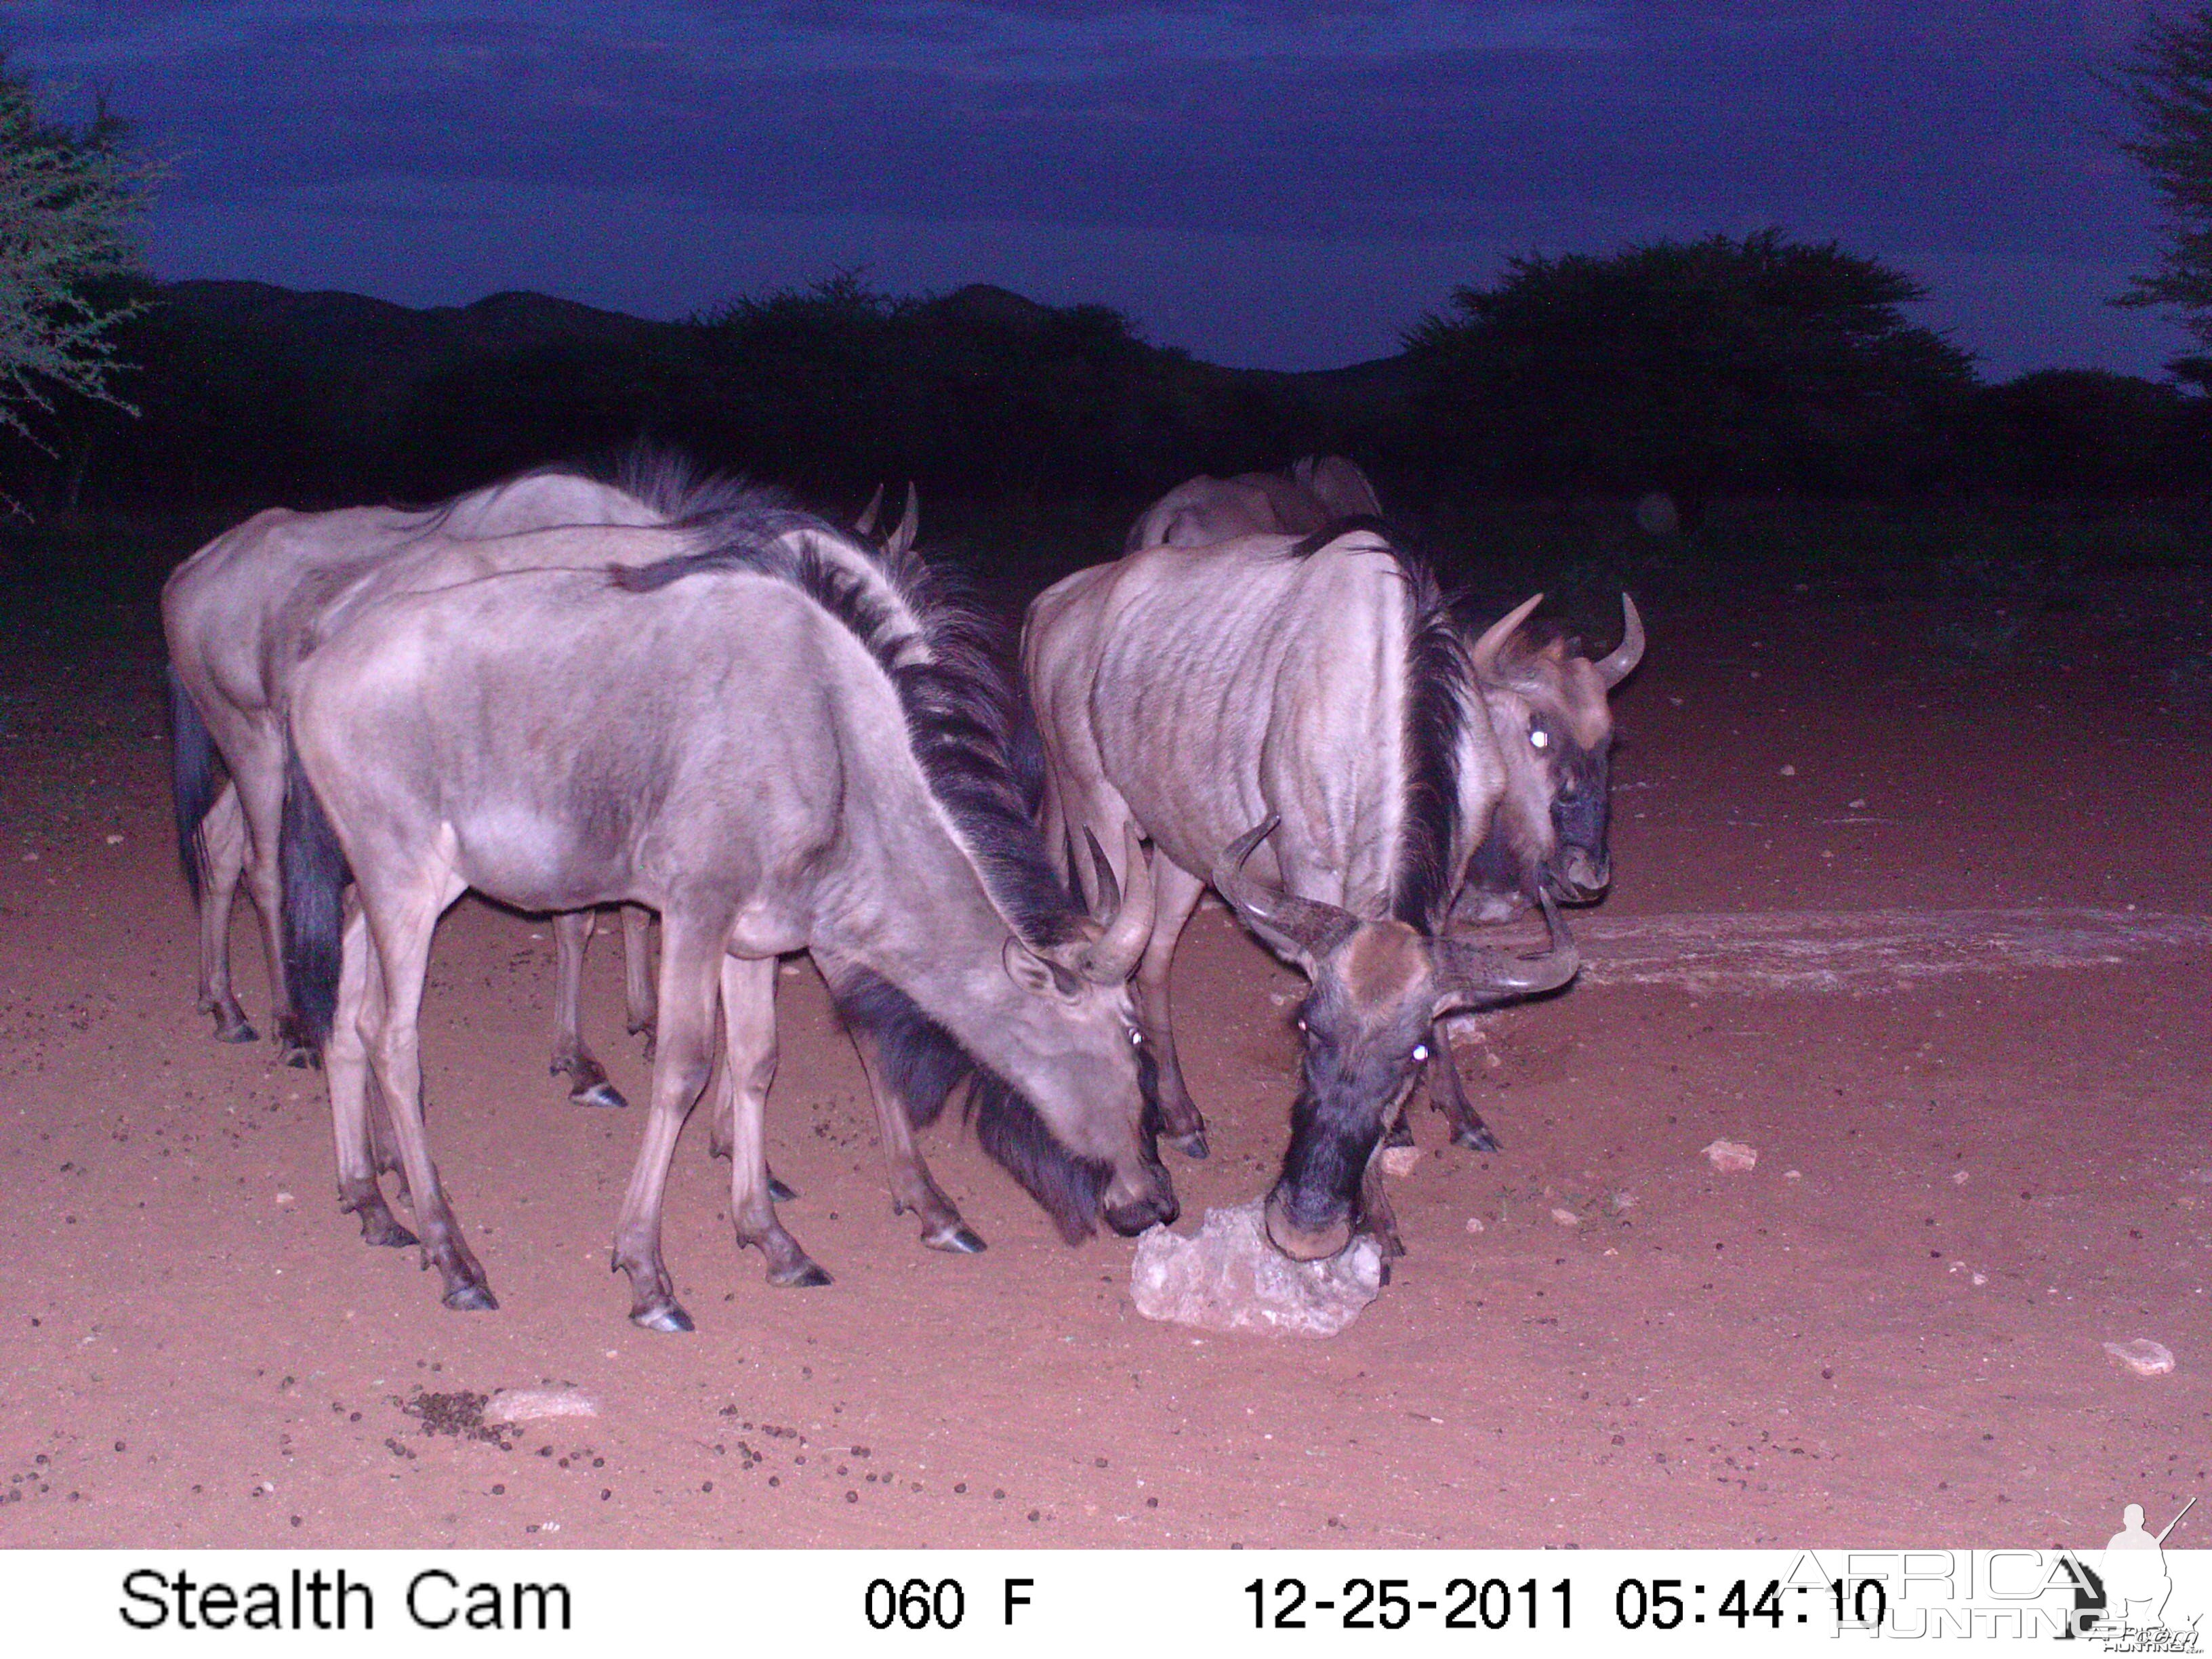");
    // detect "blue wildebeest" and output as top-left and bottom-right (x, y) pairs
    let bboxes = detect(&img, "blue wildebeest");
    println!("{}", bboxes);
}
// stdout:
(1124, 454), (1382, 550)
(163, 460), (675, 1088)
(281, 504), (1174, 1329)
(163, 455), (914, 1105)
(1124, 461), (1645, 1150)
(1024, 523), (1576, 1261)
